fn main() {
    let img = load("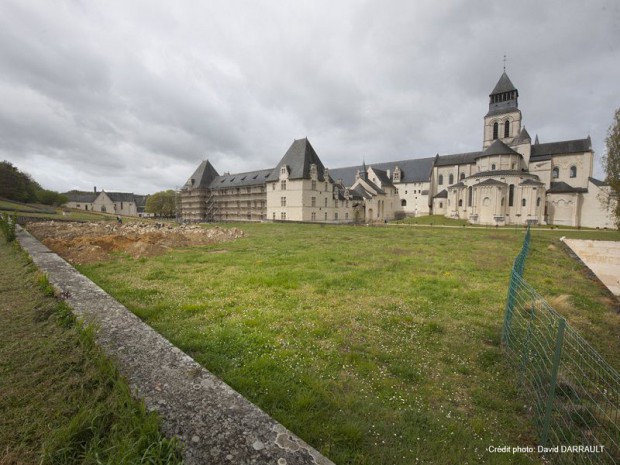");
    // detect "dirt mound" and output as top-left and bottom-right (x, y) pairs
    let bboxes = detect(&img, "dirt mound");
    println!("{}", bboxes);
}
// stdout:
(26, 221), (244, 264)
